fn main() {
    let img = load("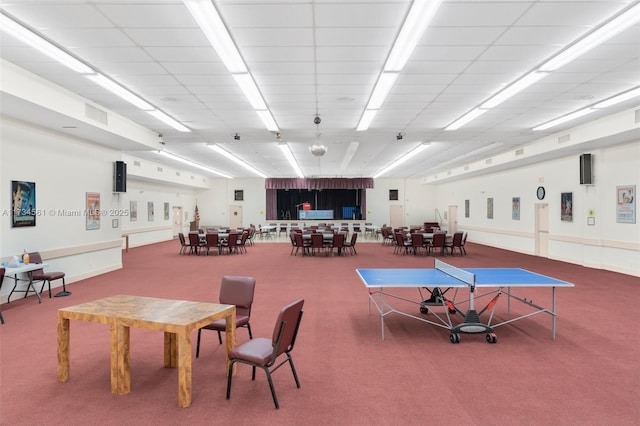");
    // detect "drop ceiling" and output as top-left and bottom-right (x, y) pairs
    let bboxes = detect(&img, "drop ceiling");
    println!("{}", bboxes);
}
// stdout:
(1, 0), (638, 179)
